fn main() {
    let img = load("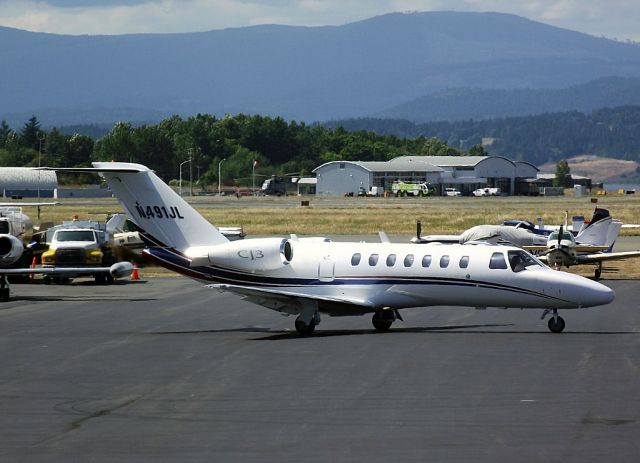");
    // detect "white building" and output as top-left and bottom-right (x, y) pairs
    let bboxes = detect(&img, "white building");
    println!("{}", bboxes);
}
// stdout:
(313, 156), (538, 196)
(313, 160), (443, 196)
(0, 167), (58, 198)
